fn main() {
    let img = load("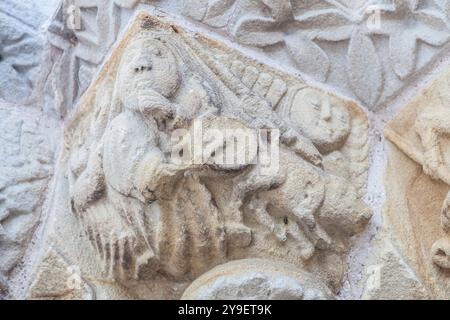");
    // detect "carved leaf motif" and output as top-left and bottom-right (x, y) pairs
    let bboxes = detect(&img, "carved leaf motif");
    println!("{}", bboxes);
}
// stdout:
(295, 9), (352, 29)
(294, 9), (354, 41)
(182, 0), (209, 21)
(203, 0), (237, 27)
(414, 10), (450, 46)
(285, 32), (330, 82)
(347, 30), (383, 106)
(233, 16), (284, 47)
(308, 25), (355, 42)
(389, 31), (417, 80)
(261, 0), (293, 21)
